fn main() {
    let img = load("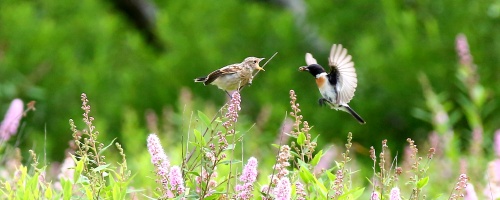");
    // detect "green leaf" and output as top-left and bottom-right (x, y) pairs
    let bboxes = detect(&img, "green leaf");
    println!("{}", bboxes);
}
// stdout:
(61, 179), (72, 200)
(339, 187), (365, 200)
(84, 185), (93, 199)
(417, 176), (429, 189)
(299, 167), (314, 184)
(326, 171), (336, 182)
(311, 150), (323, 166)
(92, 164), (111, 172)
(193, 129), (206, 146)
(219, 160), (241, 165)
(186, 171), (201, 177)
(312, 134), (320, 143)
(44, 185), (53, 199)
(98, 138), (117, 155)
(297, 132), (306, 146)
(73, 155), (84, 183)
(198, 110), (212, 129)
